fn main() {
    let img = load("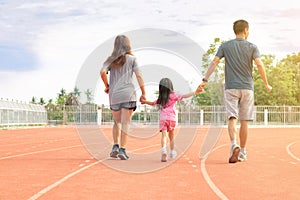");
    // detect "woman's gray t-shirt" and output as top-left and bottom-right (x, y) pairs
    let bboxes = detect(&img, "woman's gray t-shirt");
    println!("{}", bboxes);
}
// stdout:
(102, 55), (139, 105)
